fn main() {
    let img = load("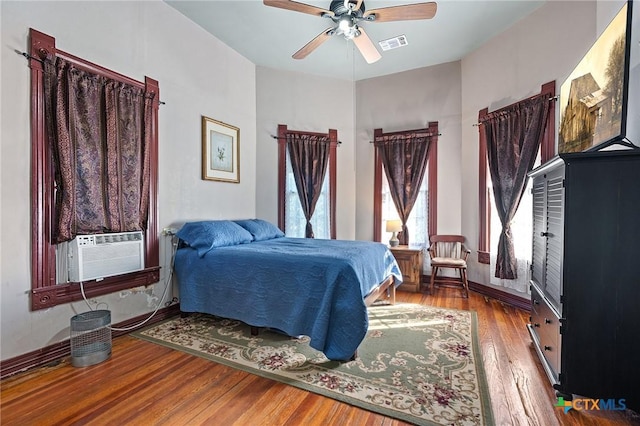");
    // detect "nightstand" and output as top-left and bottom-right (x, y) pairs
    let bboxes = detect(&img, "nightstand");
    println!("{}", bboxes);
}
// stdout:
(389, 245), (424, 292)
